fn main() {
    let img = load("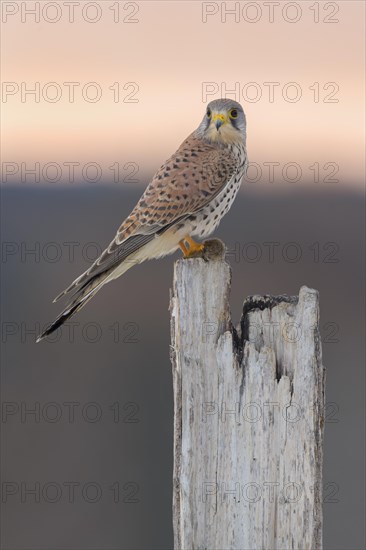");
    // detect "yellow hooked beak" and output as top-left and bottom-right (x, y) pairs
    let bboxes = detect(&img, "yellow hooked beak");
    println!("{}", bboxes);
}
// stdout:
(212, 113), (227, 131)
